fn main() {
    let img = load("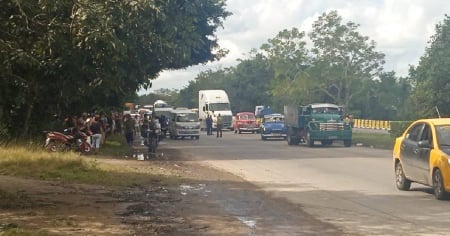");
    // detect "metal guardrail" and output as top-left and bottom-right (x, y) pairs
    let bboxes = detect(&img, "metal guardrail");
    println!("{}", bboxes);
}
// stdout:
(353, 119), (390, 130)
